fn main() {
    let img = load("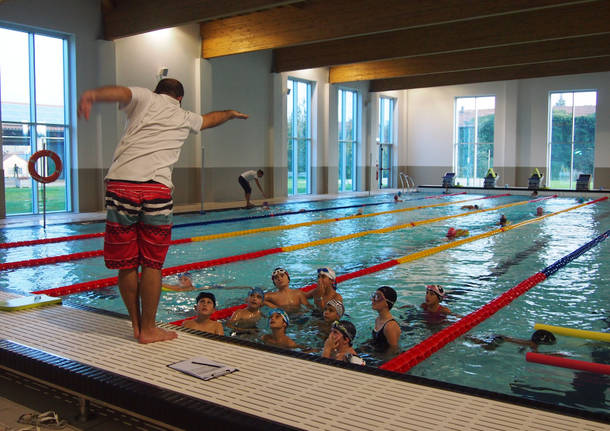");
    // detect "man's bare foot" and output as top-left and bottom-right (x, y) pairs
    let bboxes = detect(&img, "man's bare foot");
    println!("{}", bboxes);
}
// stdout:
(138, 327), (177, 344)
(131, 320), (140, 339)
